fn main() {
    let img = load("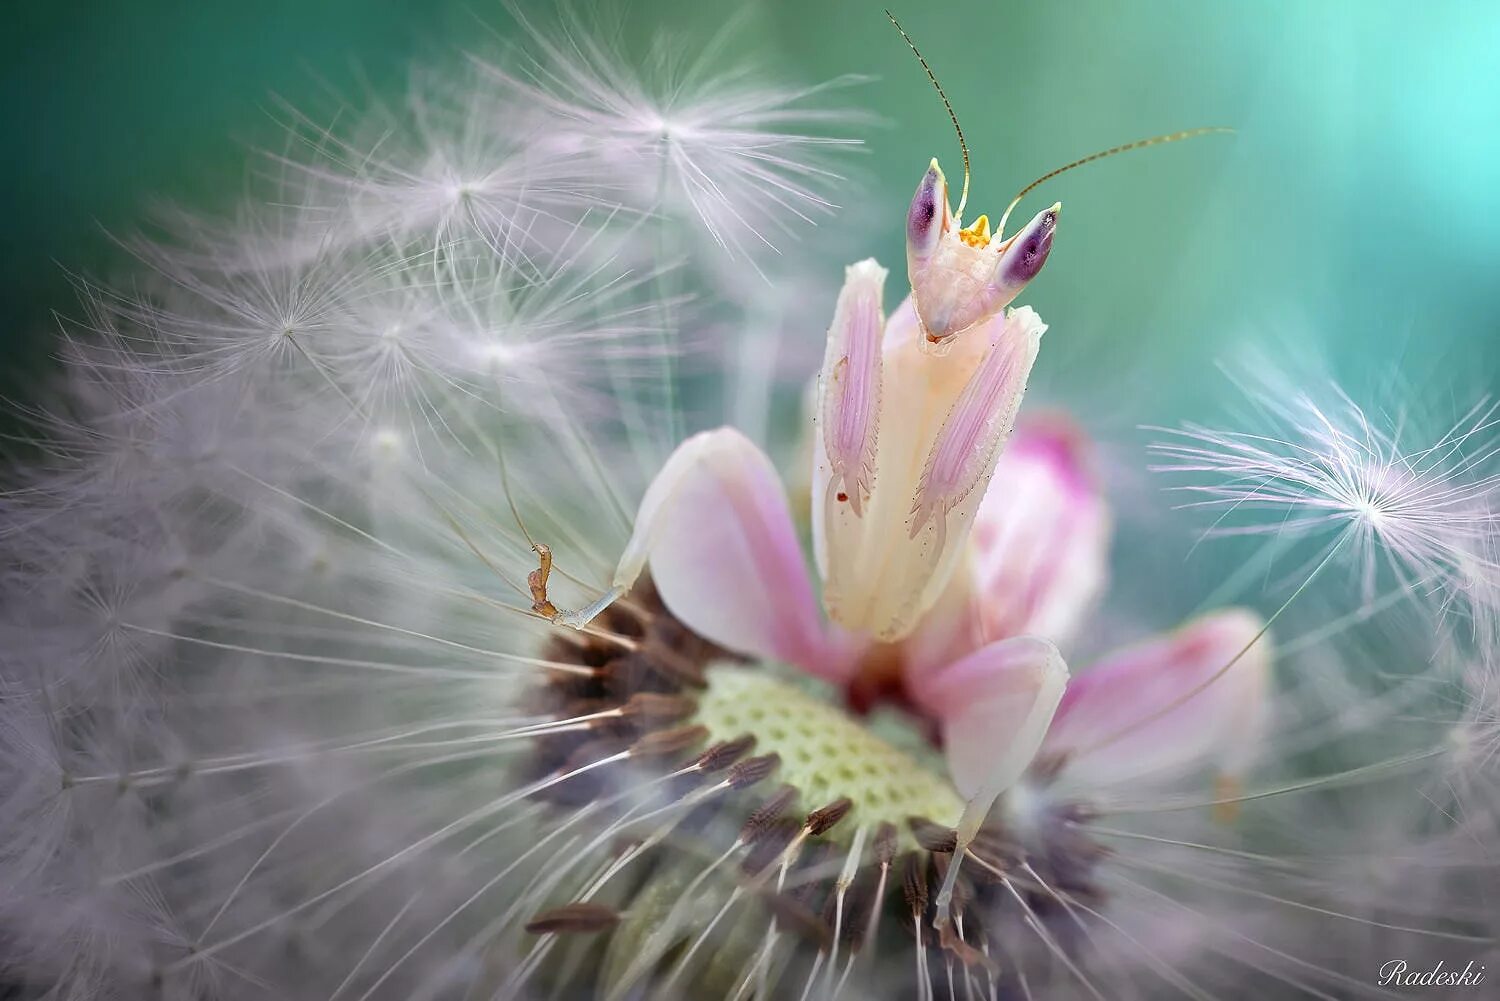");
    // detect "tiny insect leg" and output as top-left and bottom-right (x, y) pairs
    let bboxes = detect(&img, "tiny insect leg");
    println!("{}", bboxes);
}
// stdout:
(527, 542), (626, 627)
(528, 544), (558, 619)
